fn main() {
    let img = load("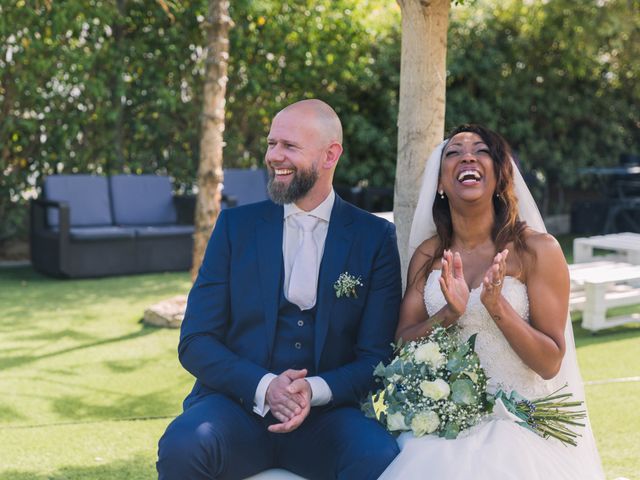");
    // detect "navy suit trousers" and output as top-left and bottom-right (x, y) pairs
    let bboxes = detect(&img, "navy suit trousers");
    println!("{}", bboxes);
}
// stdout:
(157, 394), (399, 480)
